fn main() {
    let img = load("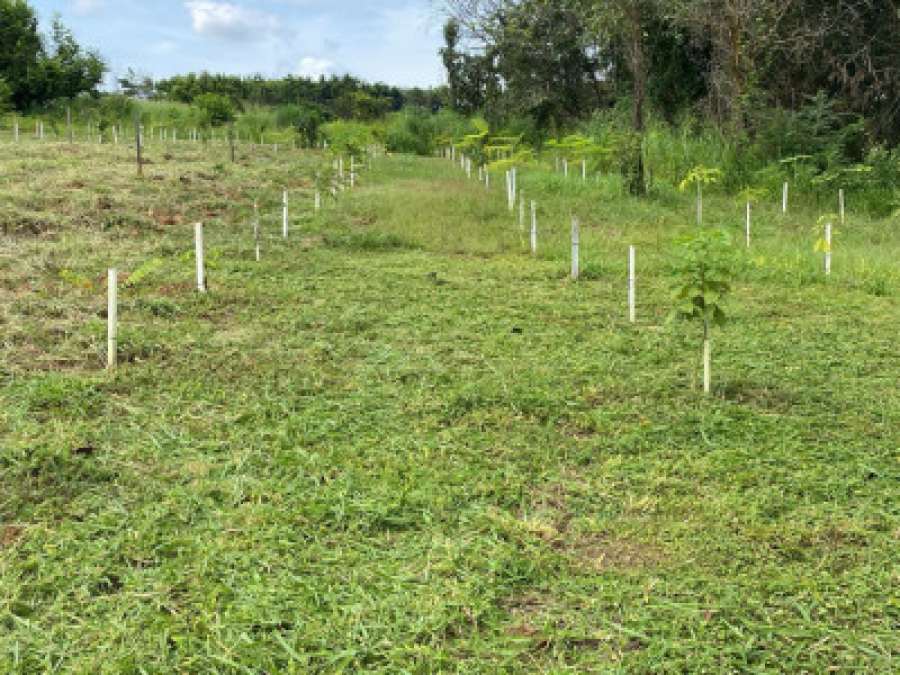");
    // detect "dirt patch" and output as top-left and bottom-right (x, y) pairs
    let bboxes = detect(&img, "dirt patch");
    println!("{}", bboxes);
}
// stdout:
(722, 380), (795, 411)
(527, 479), (669, 572)
(1, 215), (55, 236)
(2, 525), (24, 548)
(158, 281), (194, 297)
(561, 420), (597, 440)
(556, 535), (668, 573)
